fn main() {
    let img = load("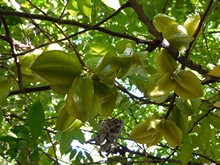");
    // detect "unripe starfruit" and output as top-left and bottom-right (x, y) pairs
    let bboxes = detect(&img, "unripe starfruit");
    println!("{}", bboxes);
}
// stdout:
(154, 13), (178, 32)
(183, 14), (200, 36)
